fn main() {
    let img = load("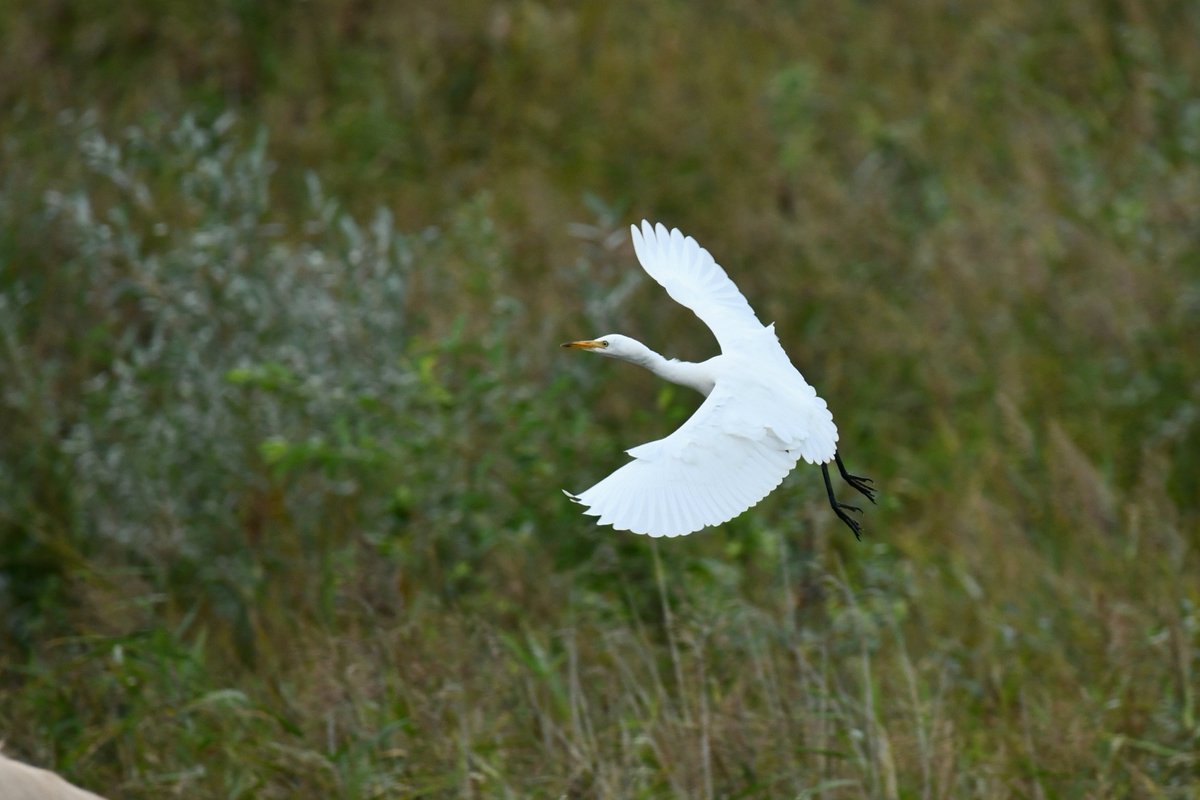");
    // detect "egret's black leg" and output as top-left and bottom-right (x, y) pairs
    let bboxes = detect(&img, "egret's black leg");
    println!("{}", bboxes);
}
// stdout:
(822, 462), (863, 541)
(834, 450), (876, 504)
